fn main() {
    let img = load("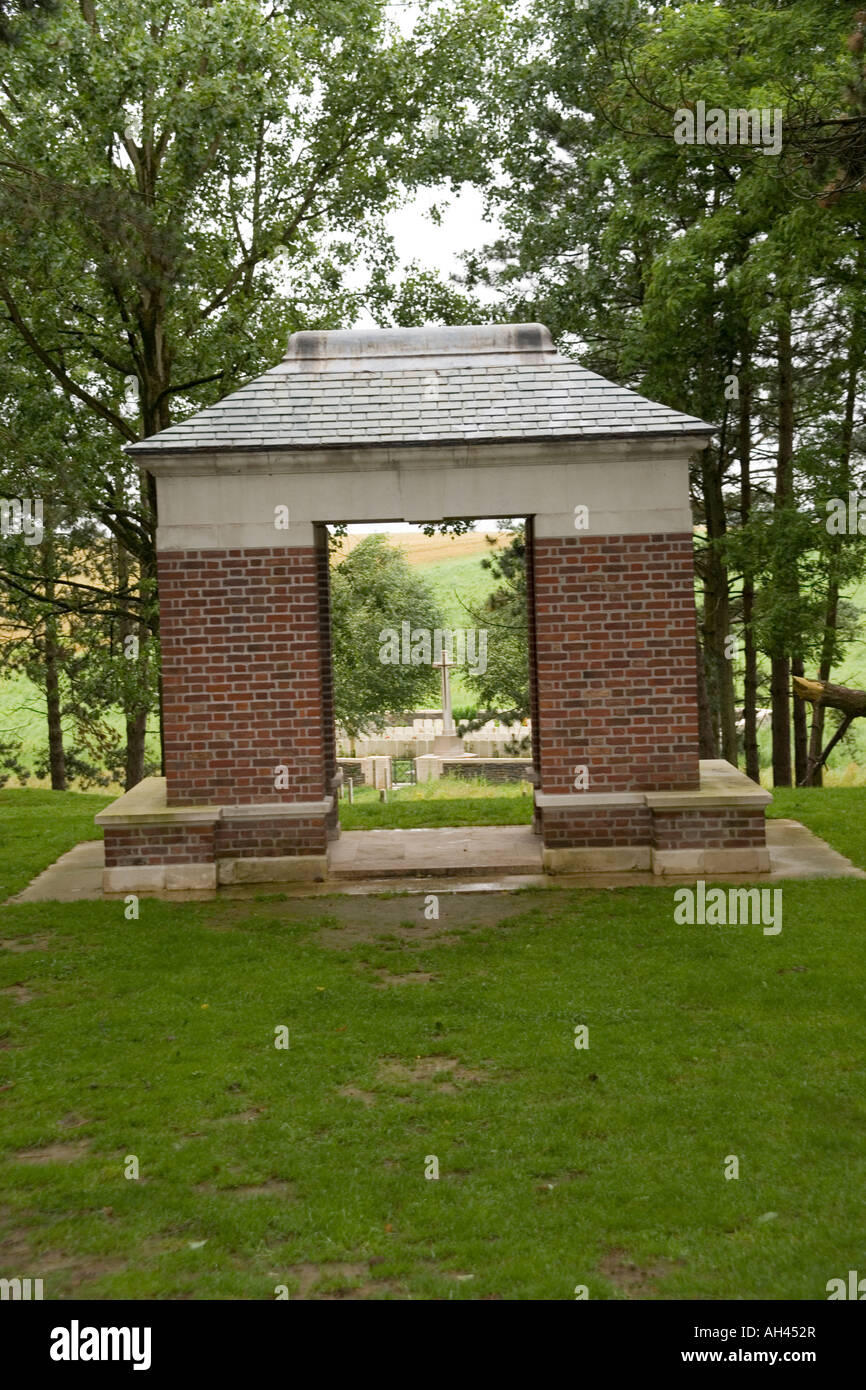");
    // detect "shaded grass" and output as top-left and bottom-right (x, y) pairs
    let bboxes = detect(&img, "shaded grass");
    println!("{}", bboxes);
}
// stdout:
(0, 788), (111, 900)
(339, 778), (533, 829)
(767, 786), (866, 870)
